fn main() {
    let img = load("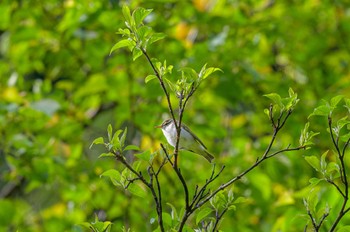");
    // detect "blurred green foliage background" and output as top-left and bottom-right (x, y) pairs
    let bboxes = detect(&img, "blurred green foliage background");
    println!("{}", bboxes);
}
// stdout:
(1, 0), (350, 231)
